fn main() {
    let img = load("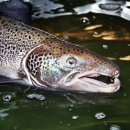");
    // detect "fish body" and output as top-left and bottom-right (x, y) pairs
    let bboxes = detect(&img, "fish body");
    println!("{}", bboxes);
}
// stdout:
(0, 16), (120, 93)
